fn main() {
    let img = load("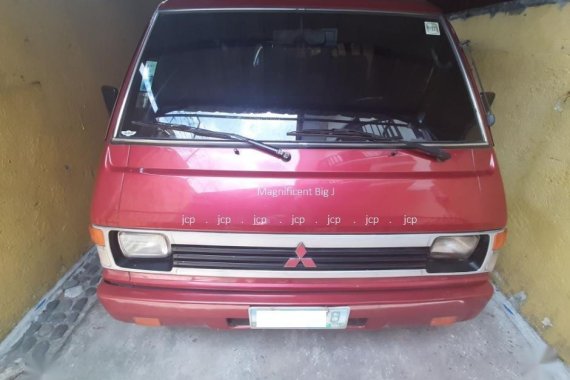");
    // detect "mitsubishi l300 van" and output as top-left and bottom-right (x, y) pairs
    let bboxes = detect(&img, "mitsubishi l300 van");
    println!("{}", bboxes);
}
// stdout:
(90, 0), (507, 329)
